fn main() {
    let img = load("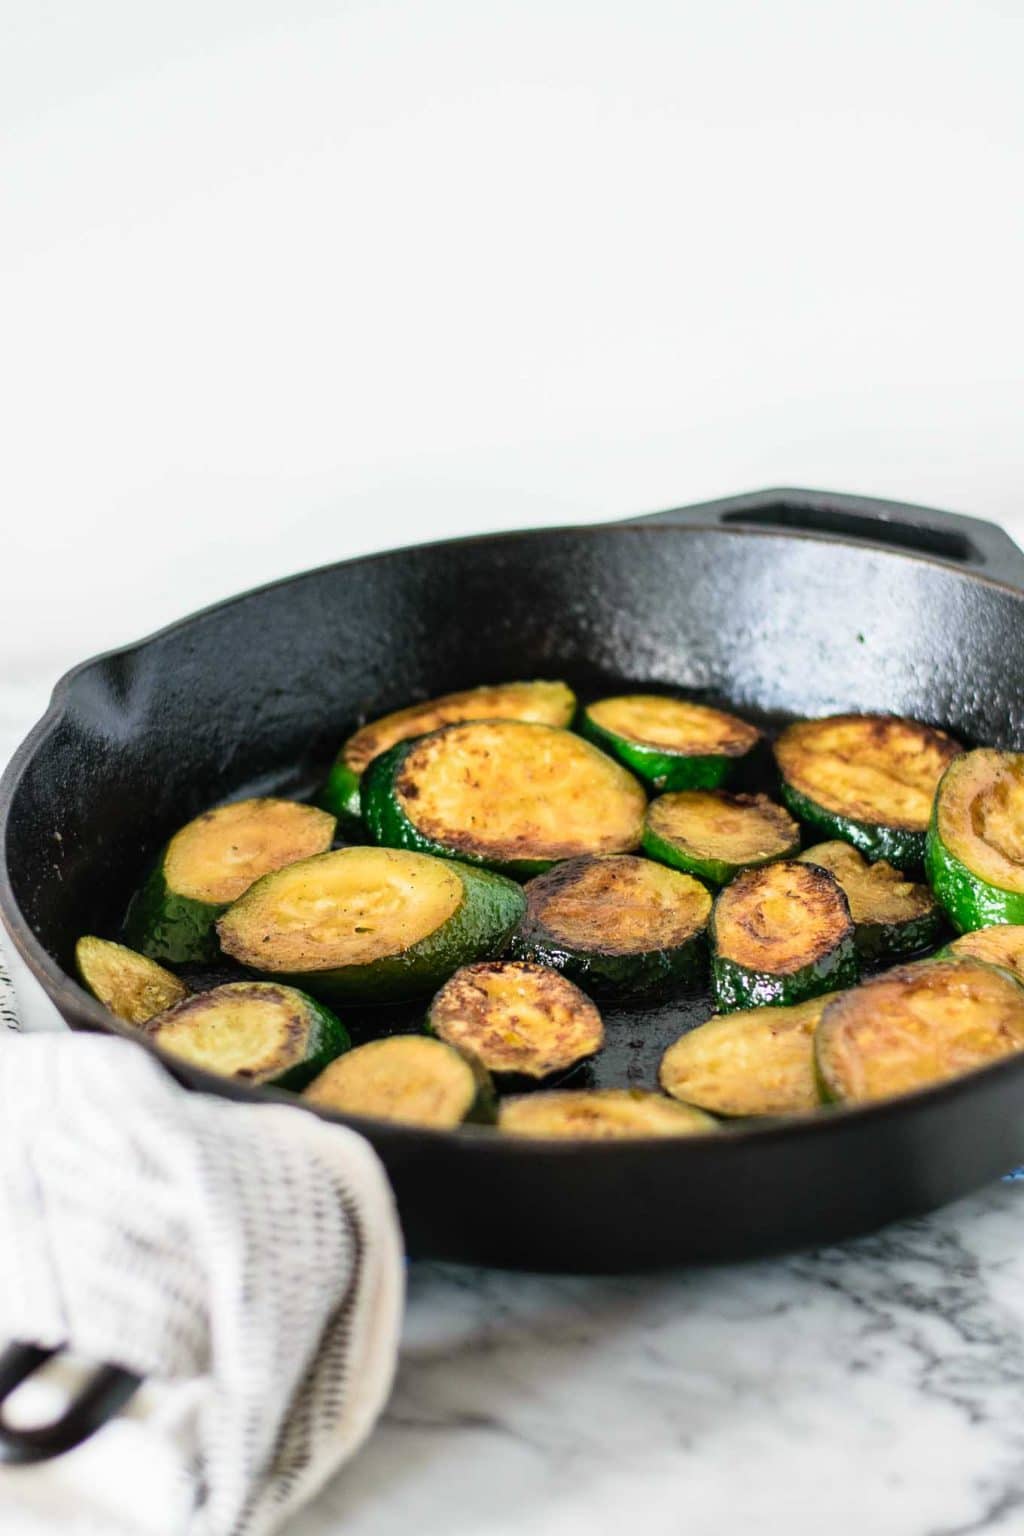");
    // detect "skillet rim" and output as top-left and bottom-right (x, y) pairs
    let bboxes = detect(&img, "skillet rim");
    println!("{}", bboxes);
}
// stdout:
(5, 514), (1024, 1155)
